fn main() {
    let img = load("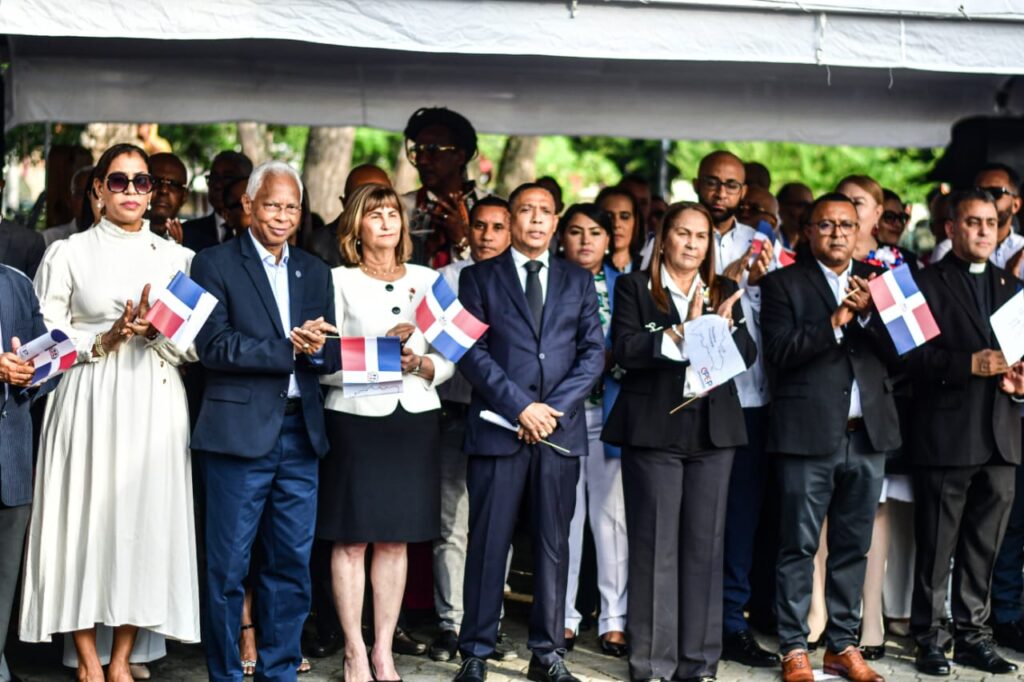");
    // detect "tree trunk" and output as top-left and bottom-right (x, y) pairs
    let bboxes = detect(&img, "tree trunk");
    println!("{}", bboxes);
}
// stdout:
(495, 135), (541, 198)
(80, 123), (139, 163)
(301, 126), (355, 220)
(237, 122), (272, 166)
